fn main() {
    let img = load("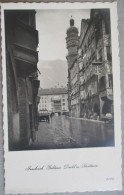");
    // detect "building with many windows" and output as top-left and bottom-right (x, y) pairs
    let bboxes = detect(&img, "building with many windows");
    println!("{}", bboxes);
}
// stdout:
(66, 9), (113, 120)
(38, 88), (68, 114)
